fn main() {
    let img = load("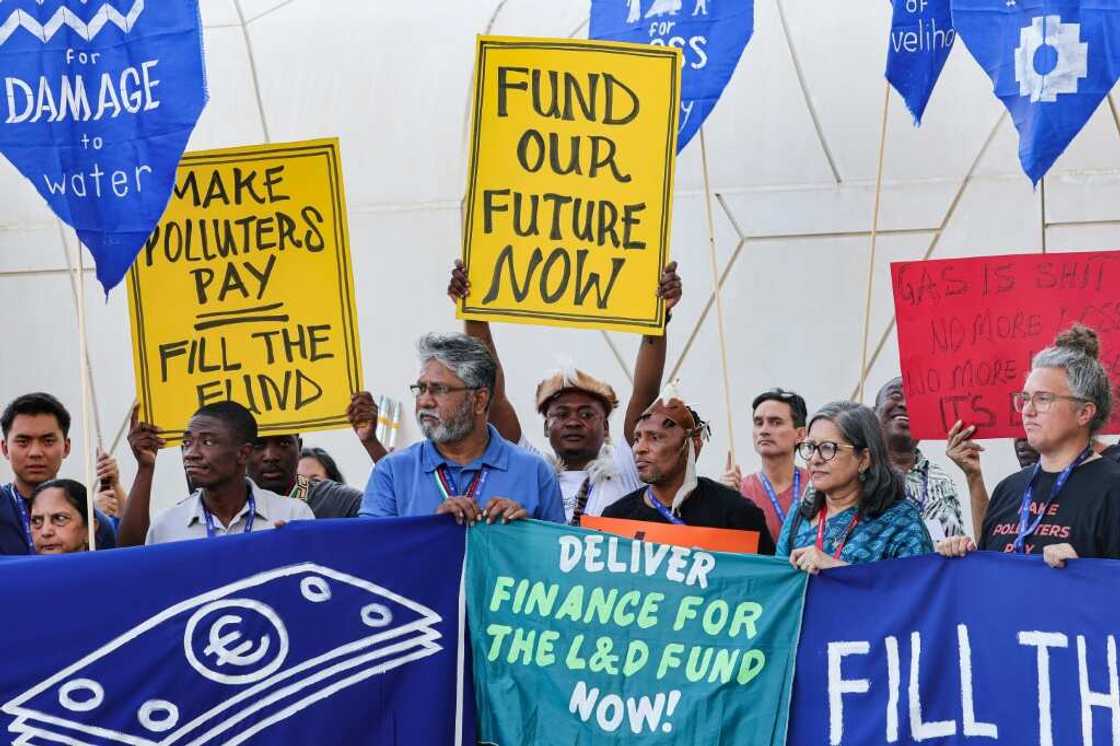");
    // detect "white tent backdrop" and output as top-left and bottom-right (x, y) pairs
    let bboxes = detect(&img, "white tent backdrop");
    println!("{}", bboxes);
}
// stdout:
(3, 0), (1120, 532)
